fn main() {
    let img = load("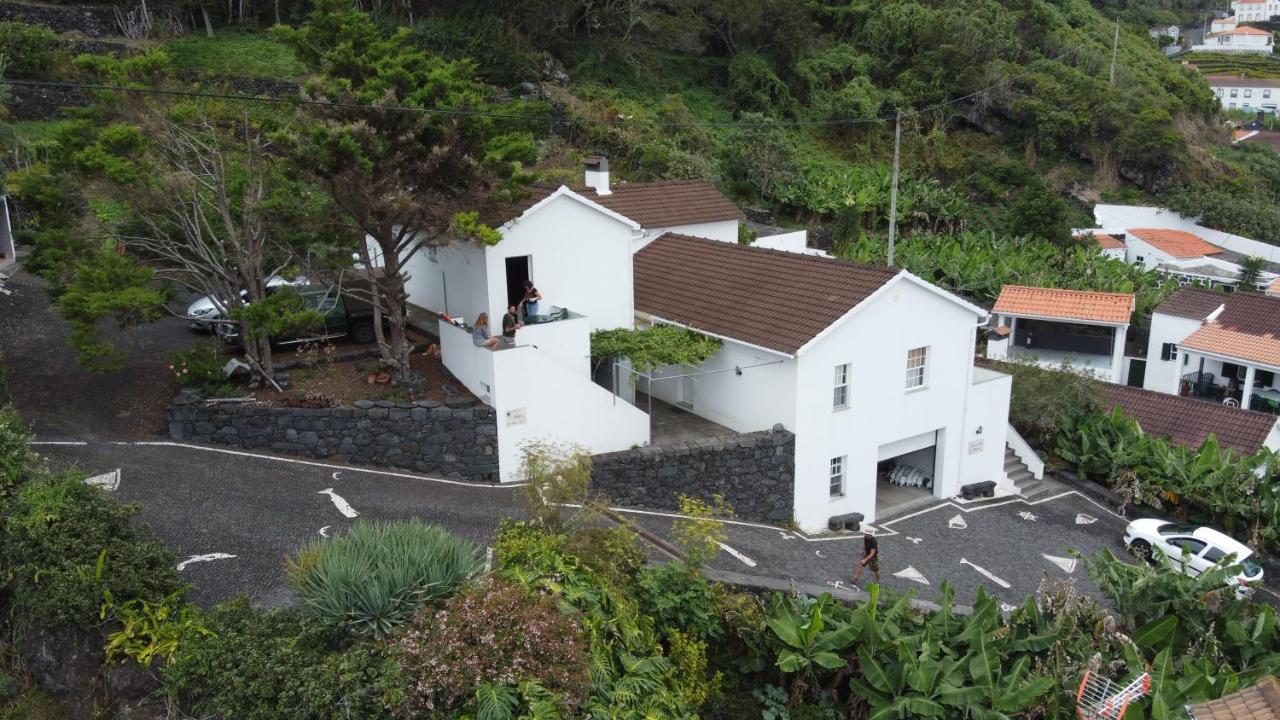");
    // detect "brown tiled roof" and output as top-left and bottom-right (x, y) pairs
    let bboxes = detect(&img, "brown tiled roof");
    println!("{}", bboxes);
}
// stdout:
(1187, 676), (1280, 719)
(992, 285), (1135, 324)
(1104, 385), (1278, 456)
(1155, 287), (1227, 320)
(1088, 233), (1126, 250)
(1128, 228), (1223, 259)
(1209, 75), (1280, 89)
(633, 233), (901, 354)
(493, 180), (745, 229)
(1179, 292), (1280, 368)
